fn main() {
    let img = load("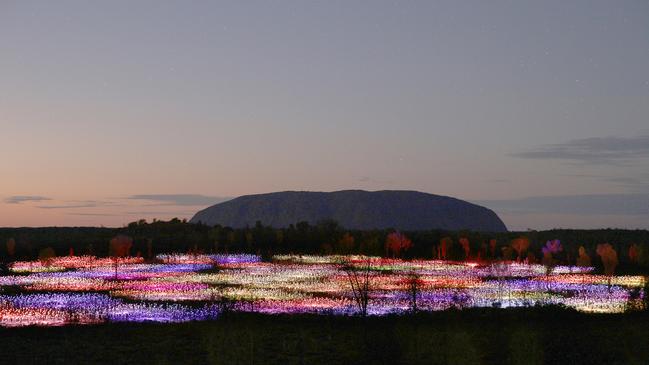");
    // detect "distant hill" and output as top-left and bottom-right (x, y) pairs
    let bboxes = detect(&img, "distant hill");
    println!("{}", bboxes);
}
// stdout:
(190, 190), (507, 232)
